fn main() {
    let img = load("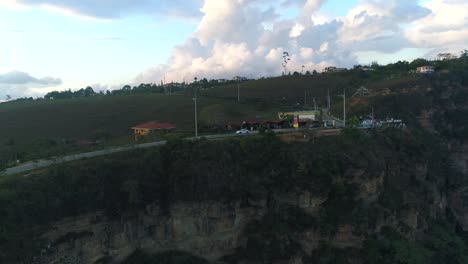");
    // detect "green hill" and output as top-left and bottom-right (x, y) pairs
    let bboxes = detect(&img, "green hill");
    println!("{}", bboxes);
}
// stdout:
(0, 94), (275, 168)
